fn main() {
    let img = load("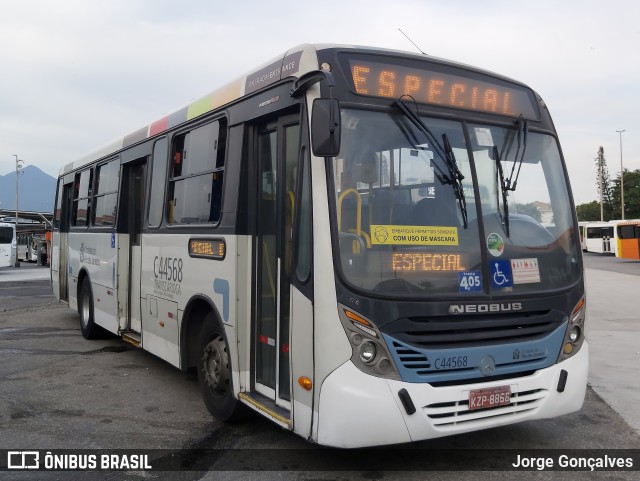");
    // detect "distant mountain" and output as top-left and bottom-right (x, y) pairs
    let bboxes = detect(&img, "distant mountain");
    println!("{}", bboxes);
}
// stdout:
(0, 165), (57, 212)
